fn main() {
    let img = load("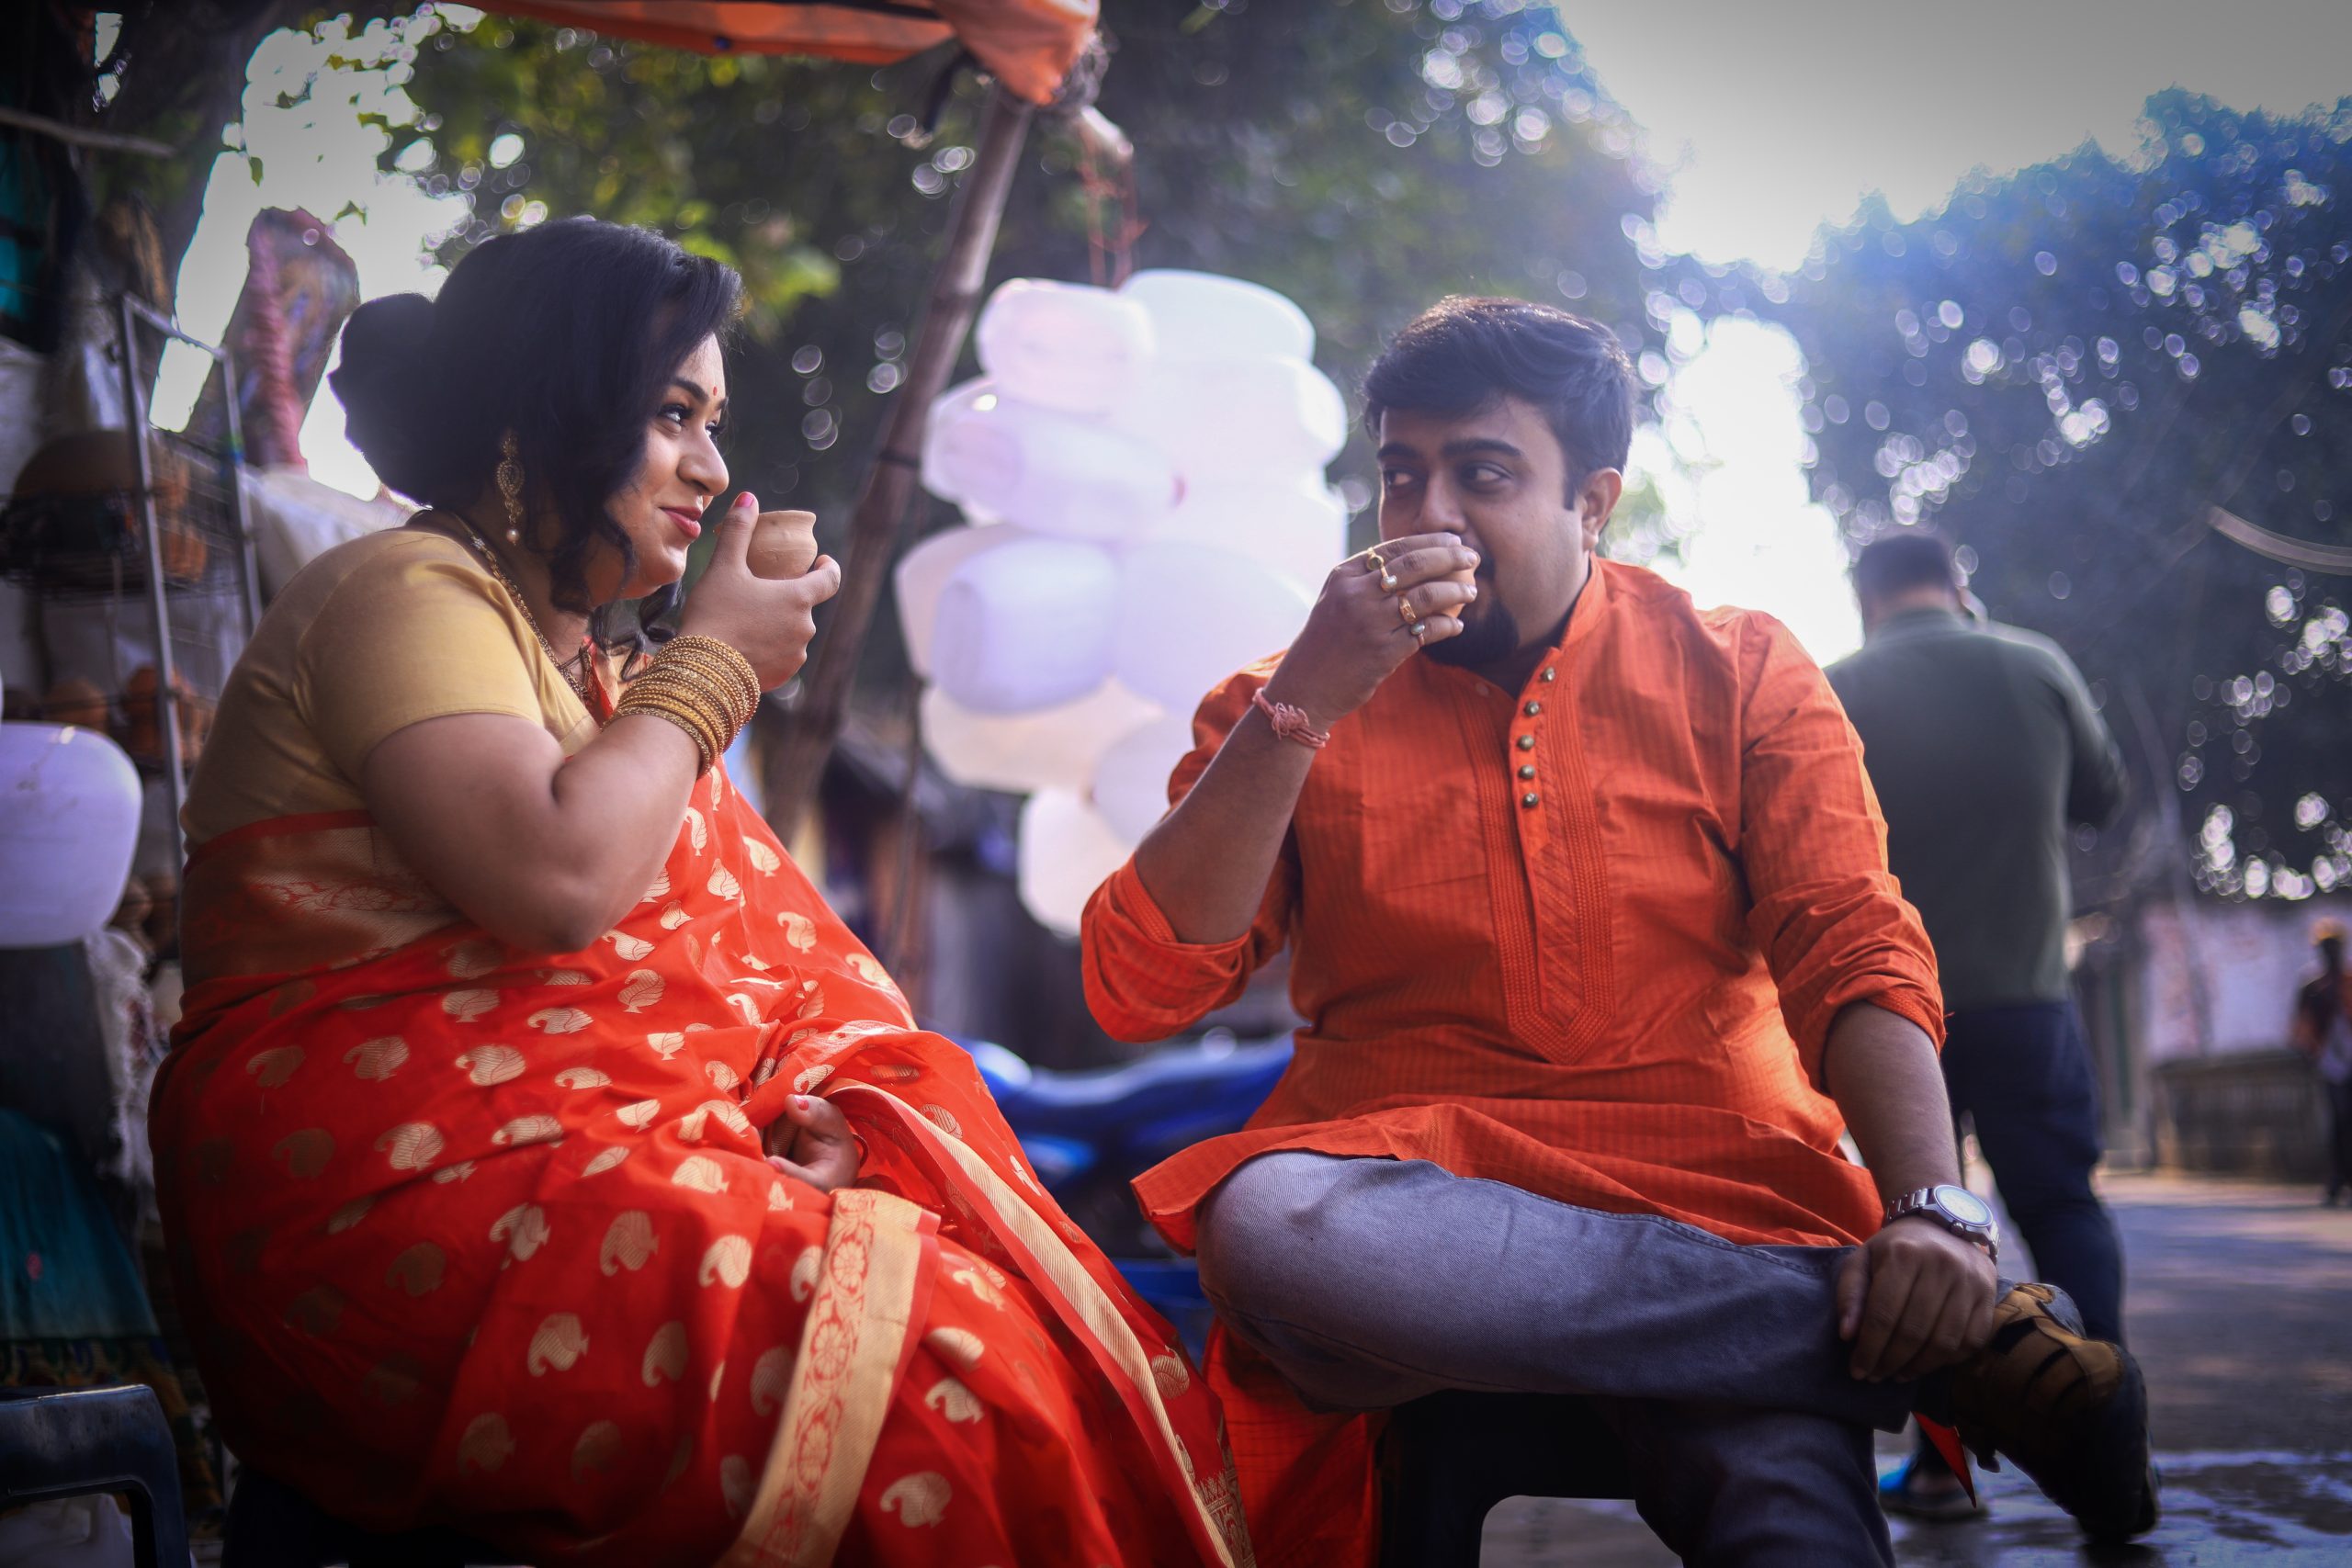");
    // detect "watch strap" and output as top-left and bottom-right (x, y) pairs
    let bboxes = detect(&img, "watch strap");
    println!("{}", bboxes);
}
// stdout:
(1884, 1185), (1999, 1260)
